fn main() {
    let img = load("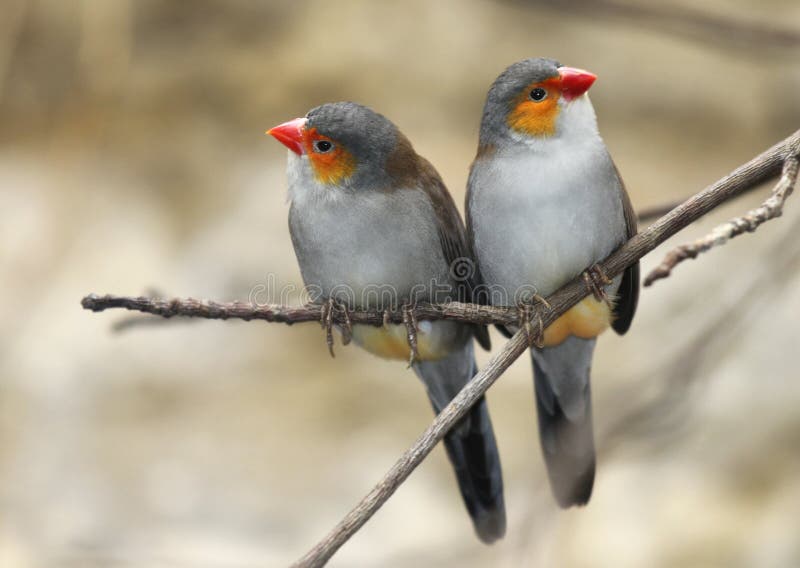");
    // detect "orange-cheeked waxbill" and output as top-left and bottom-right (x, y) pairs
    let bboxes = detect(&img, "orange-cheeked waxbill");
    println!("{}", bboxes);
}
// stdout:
(467, 59), (639, 507)
(269, 102), (506, 543)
